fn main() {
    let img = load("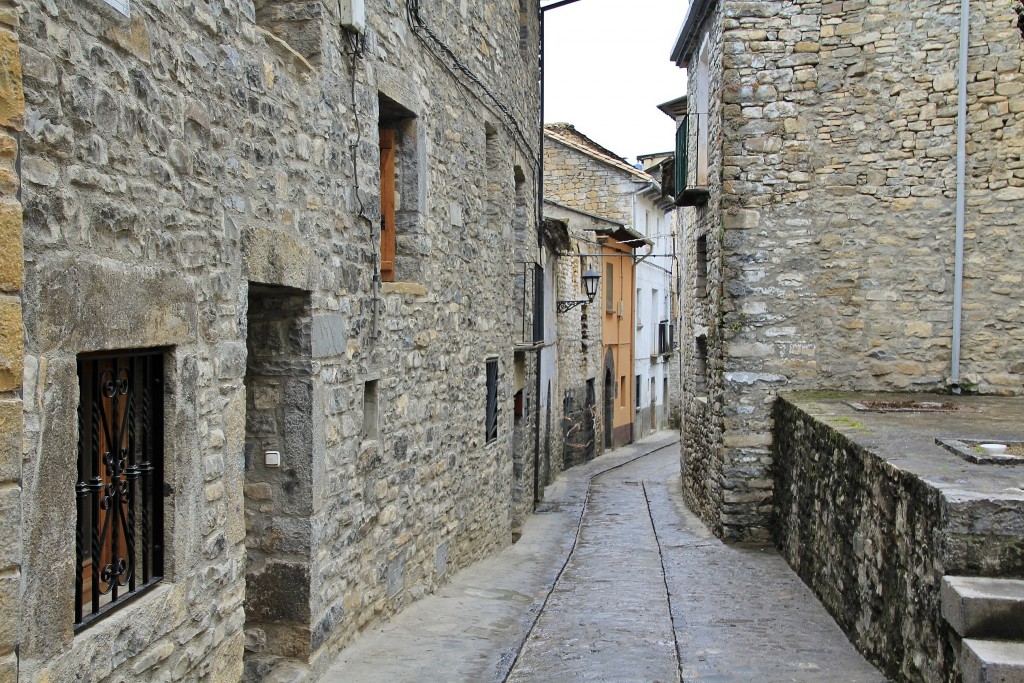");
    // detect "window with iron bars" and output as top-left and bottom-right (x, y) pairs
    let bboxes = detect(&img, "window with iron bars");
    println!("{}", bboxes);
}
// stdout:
(485, 358), (499, 443)
(75, 350), (165, 630)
